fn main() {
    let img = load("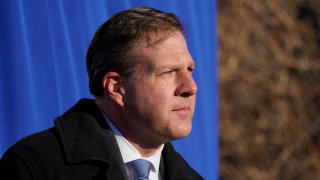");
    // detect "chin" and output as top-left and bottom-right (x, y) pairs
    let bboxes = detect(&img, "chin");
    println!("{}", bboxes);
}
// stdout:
(169, 126), (192, 140)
